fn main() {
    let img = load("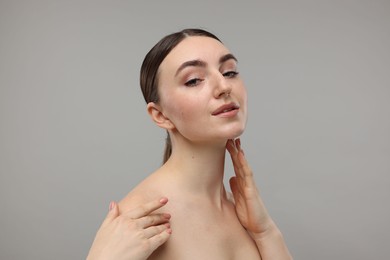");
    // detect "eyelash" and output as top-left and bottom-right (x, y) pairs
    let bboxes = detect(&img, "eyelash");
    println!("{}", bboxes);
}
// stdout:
(223, 71), (239, 78)
(184, 71), (239, 87)
(184, 78), (204, 87)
